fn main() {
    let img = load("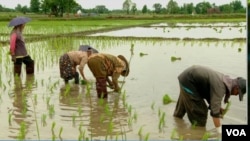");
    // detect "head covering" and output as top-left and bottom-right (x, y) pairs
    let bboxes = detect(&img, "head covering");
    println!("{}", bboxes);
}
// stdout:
(237, 77), (246, 101)
(117, 55), (129, 77)
(79, 45), (98, 53)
